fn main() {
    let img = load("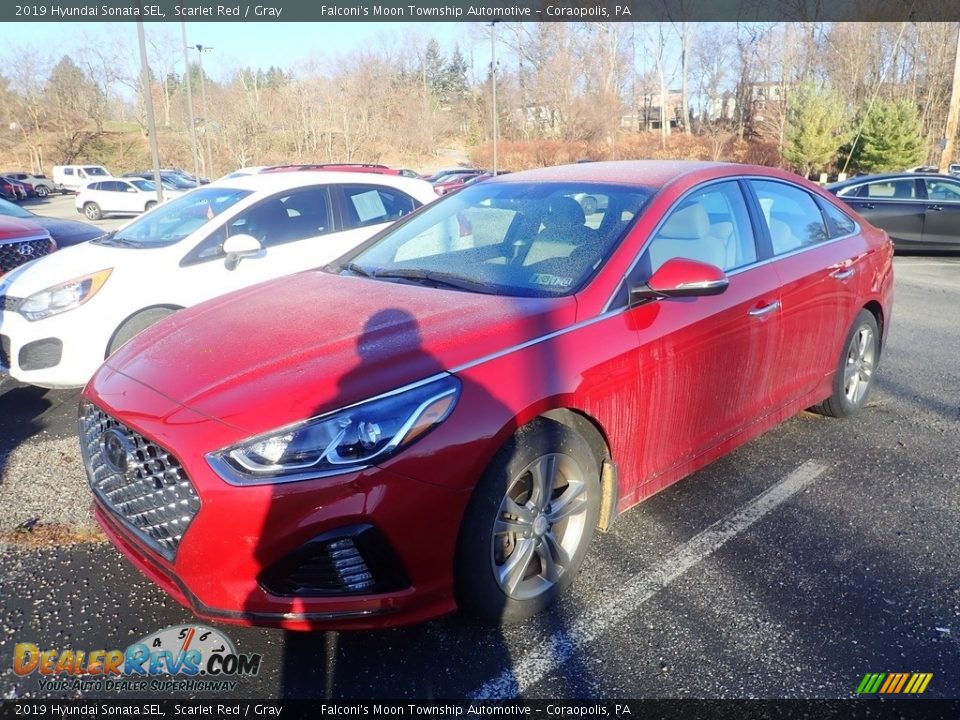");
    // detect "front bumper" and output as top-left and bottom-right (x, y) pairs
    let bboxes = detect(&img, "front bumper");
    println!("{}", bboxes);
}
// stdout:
(83, 372), (473, 630)
(0, 308), (108, 388)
